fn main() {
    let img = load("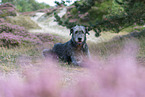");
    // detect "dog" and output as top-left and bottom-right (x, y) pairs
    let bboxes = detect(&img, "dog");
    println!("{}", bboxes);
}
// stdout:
(43, 25), (90, 66)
